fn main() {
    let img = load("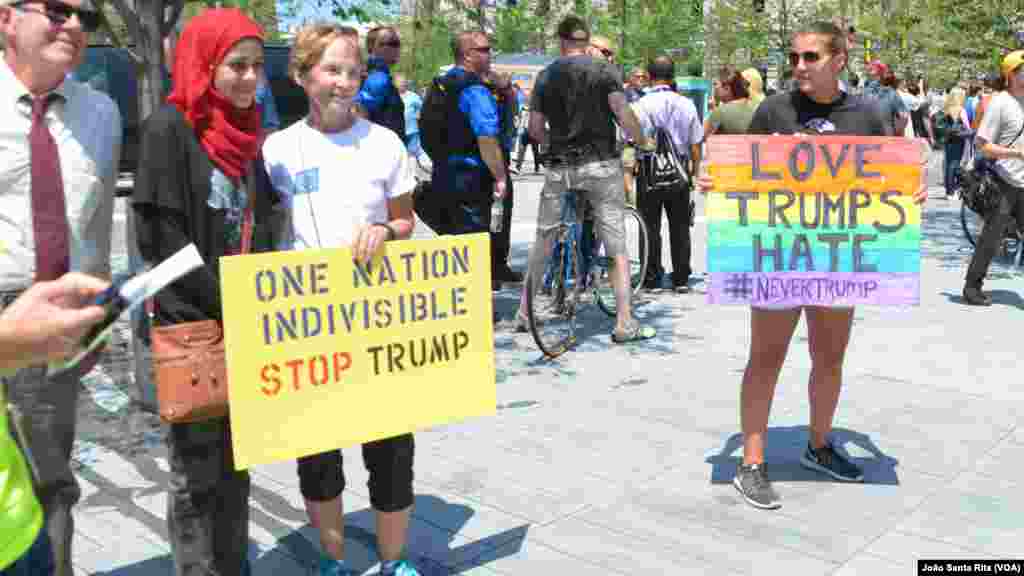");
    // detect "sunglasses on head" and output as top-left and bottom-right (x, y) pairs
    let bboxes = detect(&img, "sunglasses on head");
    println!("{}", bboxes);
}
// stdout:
(788, 50), (823, 66)
(11, 0), (100, 32)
